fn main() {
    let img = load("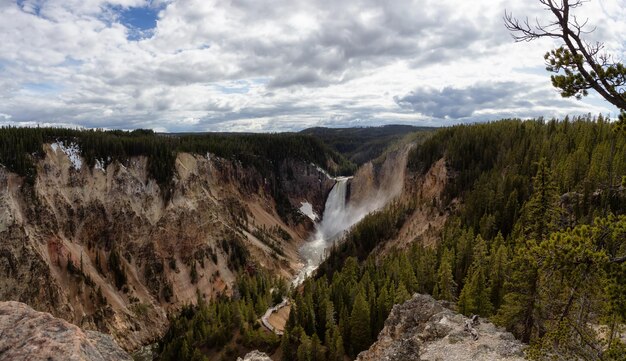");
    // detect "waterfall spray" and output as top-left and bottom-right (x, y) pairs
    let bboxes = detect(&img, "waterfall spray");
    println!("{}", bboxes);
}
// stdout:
(293, 177), (350, 285)
(292, 171), (399, 286)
